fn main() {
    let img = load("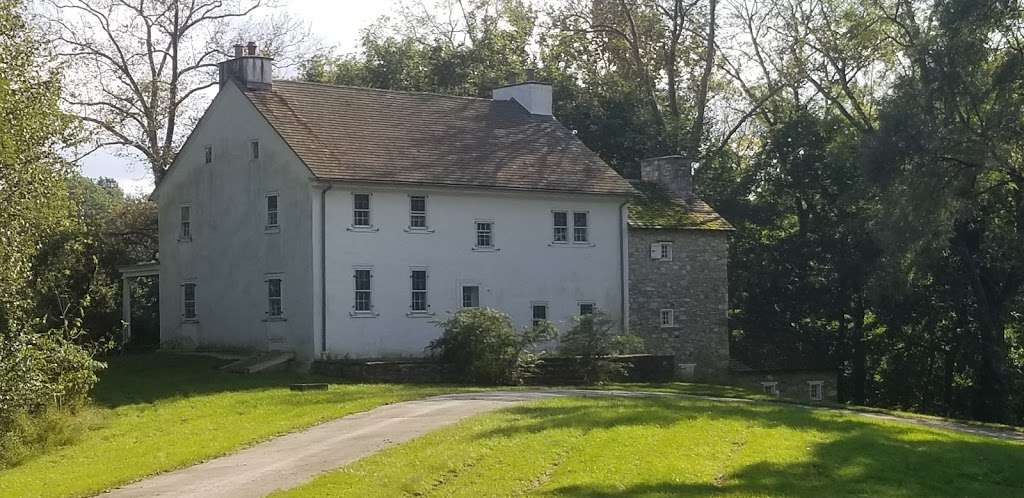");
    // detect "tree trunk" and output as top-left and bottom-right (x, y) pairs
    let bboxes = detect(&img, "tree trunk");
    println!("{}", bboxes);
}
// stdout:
(686, 0), (716, 158)
(850, 296), (867, 404)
